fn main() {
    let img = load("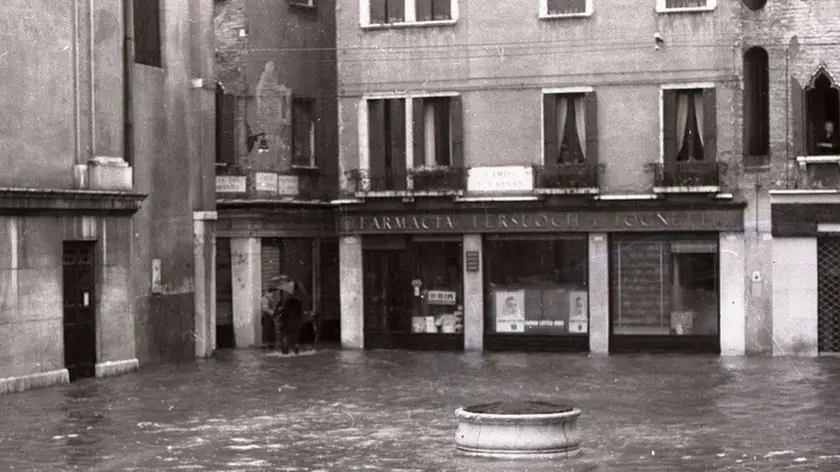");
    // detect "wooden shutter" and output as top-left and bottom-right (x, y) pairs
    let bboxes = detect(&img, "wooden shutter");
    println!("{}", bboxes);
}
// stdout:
(435, 99), (451, 166)
(702, 87), (717, 161)
(662, 89), (678, 172)
(386, 0), (405, 22)
(791, 77), (805, 157)
(216, 91), (237, 164)
(413, 98), (425, 167)
(417, 0), (433, 21)
(261, 240), (282, 293)
(584, 92), (598, 167)
(543, 94), (557, 165)
(432, 0), (450, 19)
(449, 96), (464, 168)
(368, 100), (386, 190)
(370, 0), (387, 23)
(388, 99), (407, 190)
